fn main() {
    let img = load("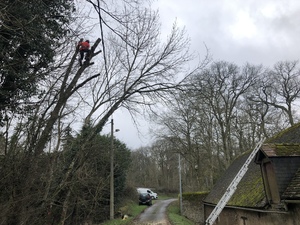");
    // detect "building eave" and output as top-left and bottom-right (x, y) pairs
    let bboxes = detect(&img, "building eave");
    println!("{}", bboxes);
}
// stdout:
(203, 202), (289, 214)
